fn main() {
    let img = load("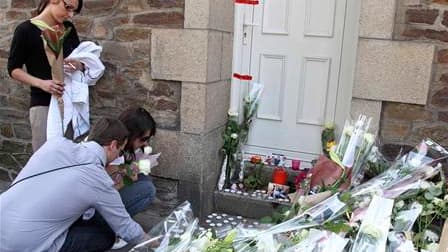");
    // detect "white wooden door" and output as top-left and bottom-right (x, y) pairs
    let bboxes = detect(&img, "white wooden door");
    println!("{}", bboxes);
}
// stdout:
(241, 0), (350, 166)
